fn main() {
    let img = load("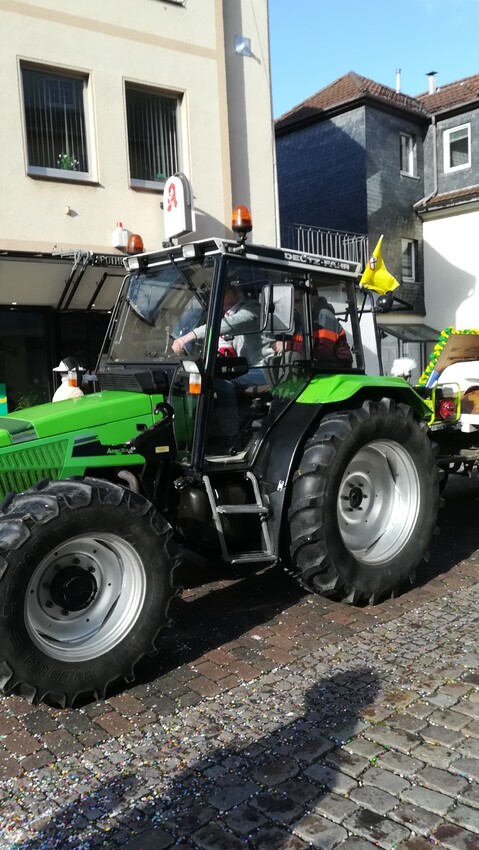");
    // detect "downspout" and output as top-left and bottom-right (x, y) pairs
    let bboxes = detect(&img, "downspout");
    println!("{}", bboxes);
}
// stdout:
(414, 114), (437, 211)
